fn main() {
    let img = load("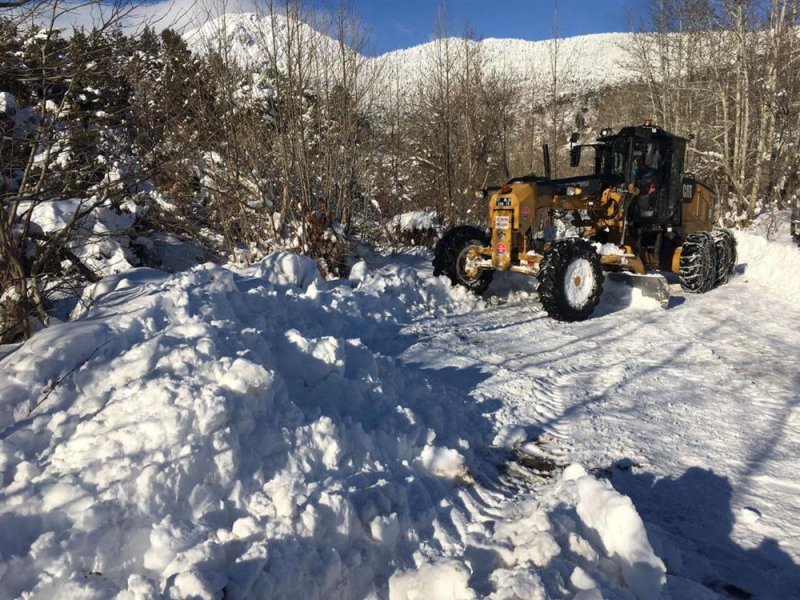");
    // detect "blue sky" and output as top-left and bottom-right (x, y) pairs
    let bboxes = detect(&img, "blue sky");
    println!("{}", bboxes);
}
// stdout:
(317, 0), (649, 55)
